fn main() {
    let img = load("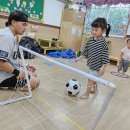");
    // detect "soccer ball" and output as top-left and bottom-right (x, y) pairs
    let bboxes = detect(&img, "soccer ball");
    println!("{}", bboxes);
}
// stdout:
(65, 79), (81, 96)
